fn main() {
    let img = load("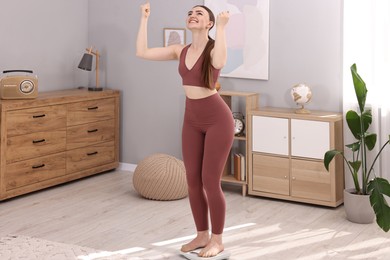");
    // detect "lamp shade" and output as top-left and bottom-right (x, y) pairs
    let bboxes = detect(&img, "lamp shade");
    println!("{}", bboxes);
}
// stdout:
(78, 53), (93, 71)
